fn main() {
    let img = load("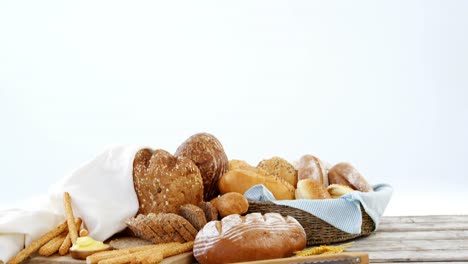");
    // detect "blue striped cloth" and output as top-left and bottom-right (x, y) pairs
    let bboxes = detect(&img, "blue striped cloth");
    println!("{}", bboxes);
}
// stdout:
(244, 183), (393, 234)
